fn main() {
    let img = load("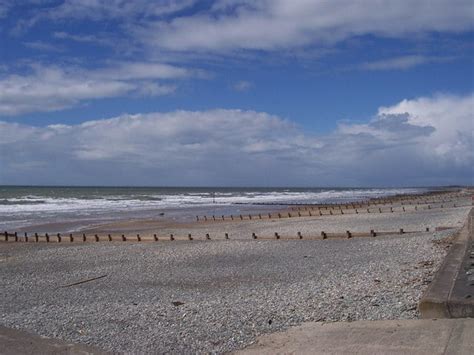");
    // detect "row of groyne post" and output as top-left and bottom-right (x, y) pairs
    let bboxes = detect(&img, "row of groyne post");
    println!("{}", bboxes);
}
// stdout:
(2, 227), (437, 244)
(195, 197), (472, 223)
